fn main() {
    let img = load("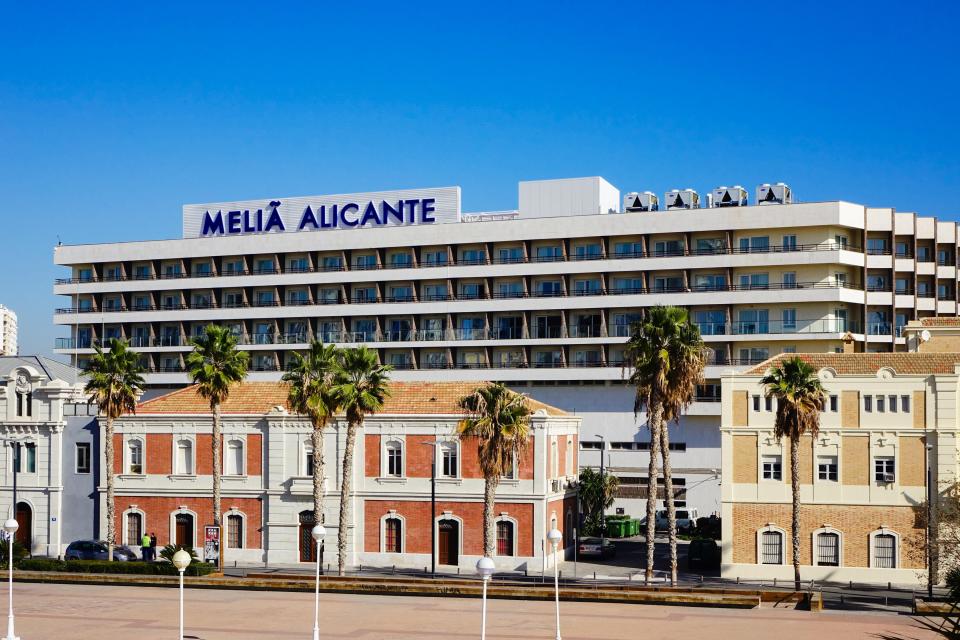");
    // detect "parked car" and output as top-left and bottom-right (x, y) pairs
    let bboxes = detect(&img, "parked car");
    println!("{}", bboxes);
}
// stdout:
(653, 508), (699, 533)
(577, 537), (617, 559)
(687, 538), (721, 572)
(65, 540), (138, 562)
